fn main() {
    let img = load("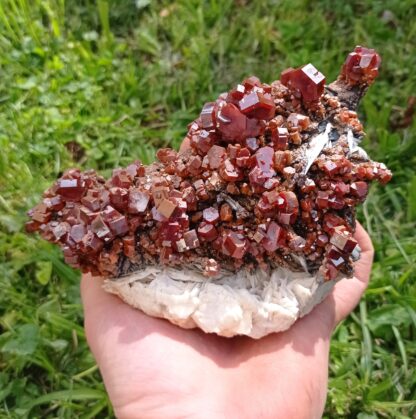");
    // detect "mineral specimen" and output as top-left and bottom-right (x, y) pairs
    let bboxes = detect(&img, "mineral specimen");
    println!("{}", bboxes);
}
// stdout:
(27, 46), (392, 338)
